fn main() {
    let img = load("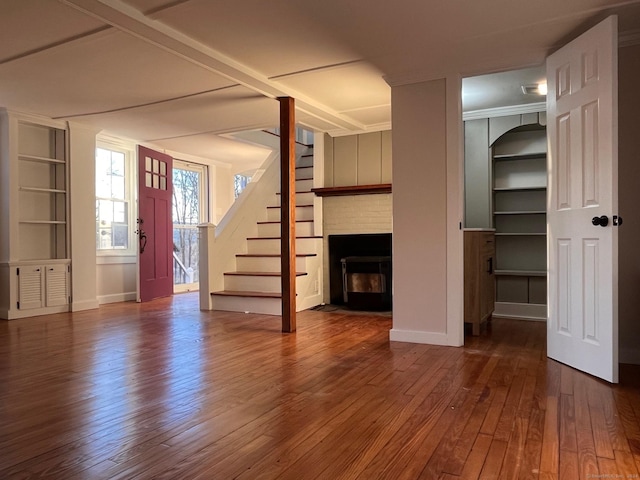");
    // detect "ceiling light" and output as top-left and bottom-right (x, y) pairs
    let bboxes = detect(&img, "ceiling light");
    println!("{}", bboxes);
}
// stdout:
(537, 82), (547, 95)
(521, 83), (547, 95)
